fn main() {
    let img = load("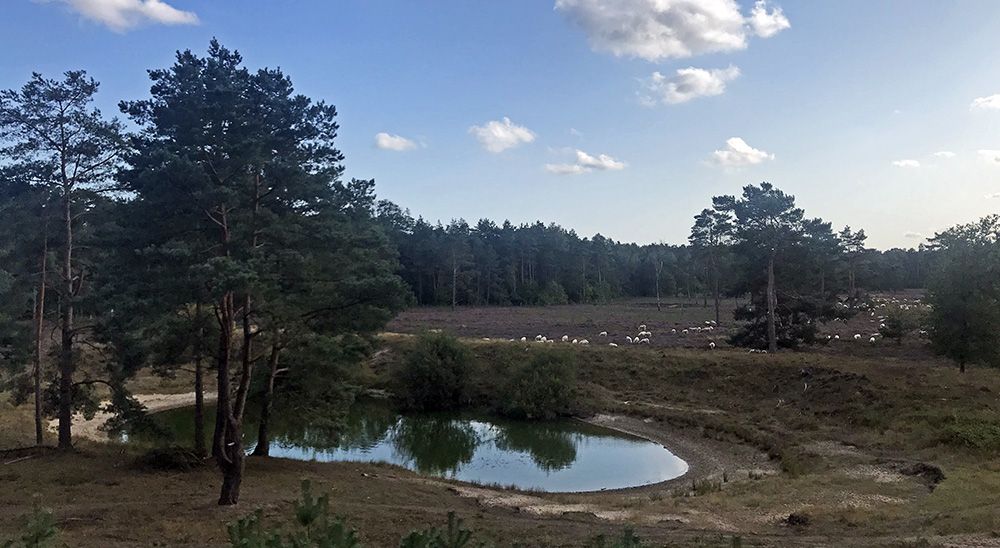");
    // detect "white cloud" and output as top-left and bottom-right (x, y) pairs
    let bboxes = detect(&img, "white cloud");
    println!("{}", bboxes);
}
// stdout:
(903, 231), (925, 239)
(748, 0), (790, 38)
(575, 149), (626, 170)
(642, 65), (740, 105)
(711, 137), (773, 167)
(546, 149), (626, 175)
(46, 0), (199, 31)
(469, 117), (536, 153)
(971, 94), (1000, 111)
(932, 151), (956, 158)
(374, 132), (417, 151)
(545, 163), (589, 175)
(554, 0), (789, 61)
(891, 159), (921, 168)
(979, 150), (1000, 164)
(984, 193), (1000, 199)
